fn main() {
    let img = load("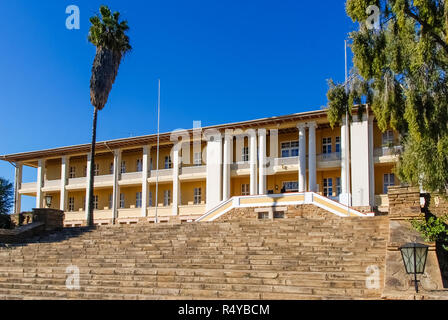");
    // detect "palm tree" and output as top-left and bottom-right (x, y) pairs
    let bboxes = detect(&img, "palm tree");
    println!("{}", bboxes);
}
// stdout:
(86, 6), (131, 226)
